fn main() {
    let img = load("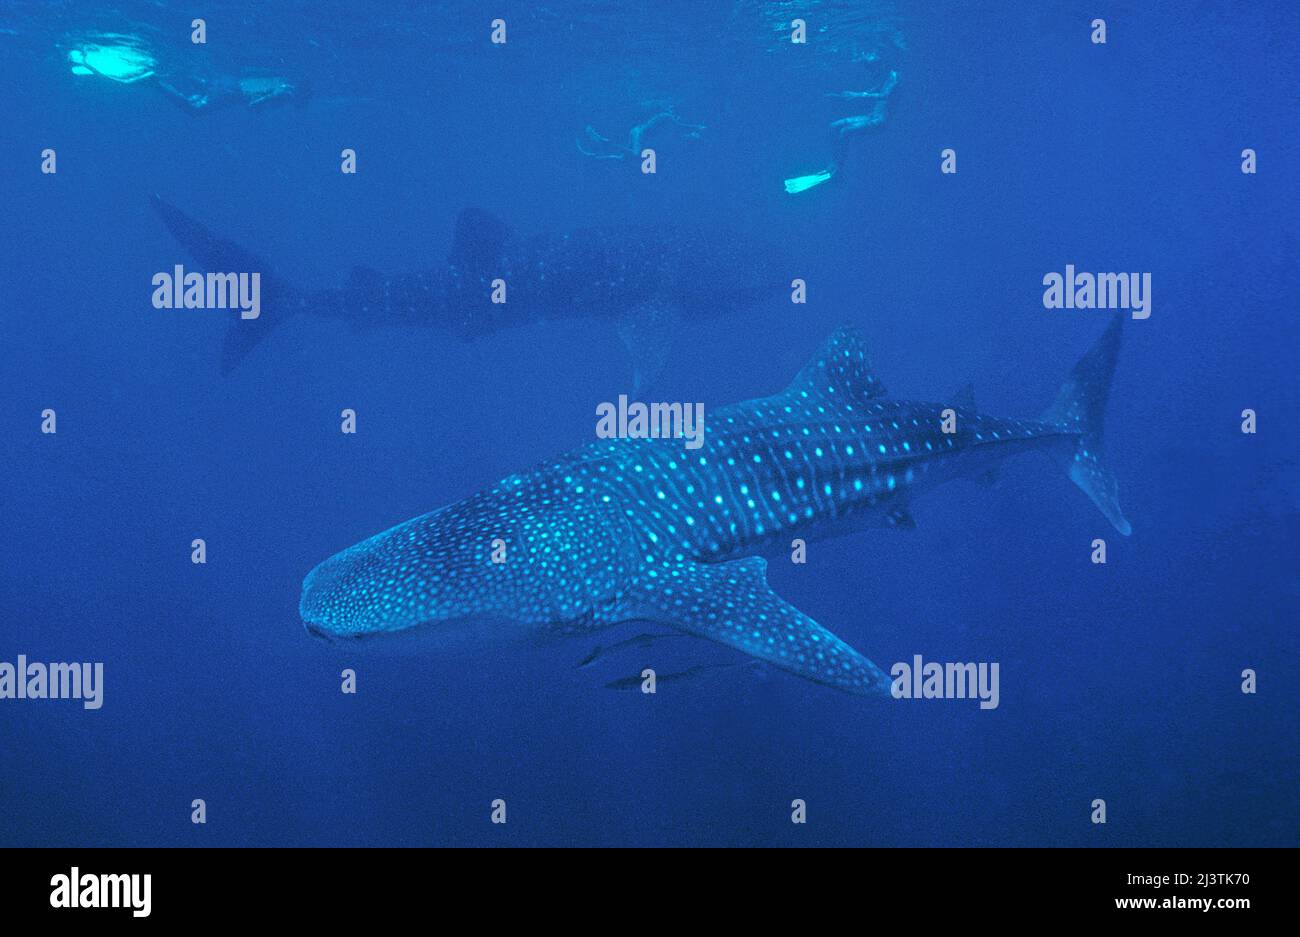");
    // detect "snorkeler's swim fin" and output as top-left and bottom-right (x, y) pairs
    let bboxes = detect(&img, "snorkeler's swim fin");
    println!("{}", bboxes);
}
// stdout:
(783, 168), (835, 194)
(150, 195), (298, 374)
